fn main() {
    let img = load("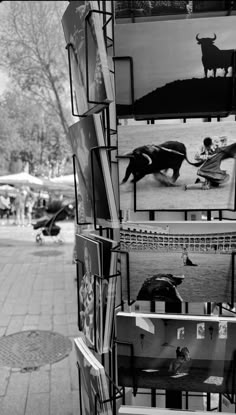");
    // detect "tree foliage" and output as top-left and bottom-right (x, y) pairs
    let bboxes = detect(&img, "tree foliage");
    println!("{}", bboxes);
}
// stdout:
(0, 1), (74, 176)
